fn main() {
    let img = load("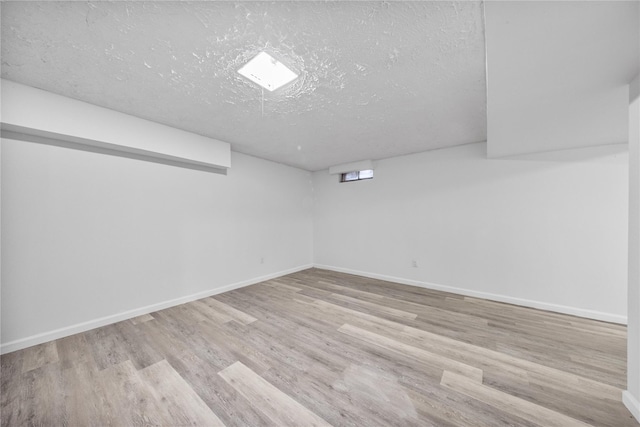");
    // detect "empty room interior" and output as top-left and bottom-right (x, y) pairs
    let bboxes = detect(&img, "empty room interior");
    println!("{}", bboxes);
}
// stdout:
(2, 1), (640, 426)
